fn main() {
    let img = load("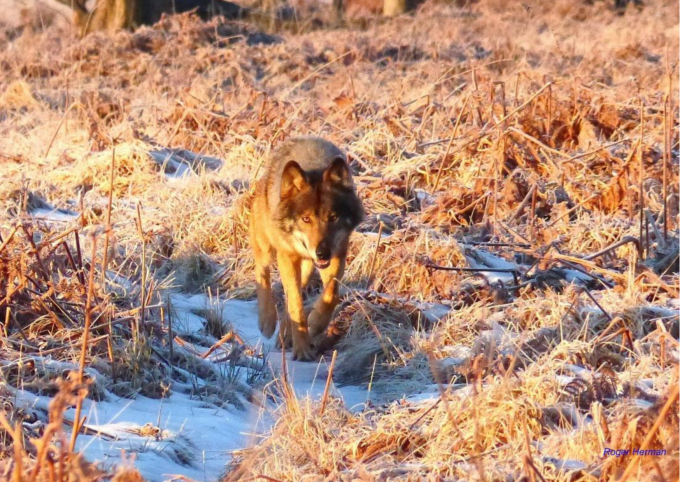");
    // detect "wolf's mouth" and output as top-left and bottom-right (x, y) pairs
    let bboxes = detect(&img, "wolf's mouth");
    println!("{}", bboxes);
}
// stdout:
(314, 259), (331, 269)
